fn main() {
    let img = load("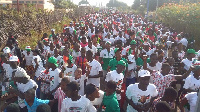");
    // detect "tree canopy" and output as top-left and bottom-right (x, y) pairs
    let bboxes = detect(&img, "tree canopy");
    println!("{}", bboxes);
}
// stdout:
(106, 0), (128, 8)
(52, 0), (77, 9)
(78, 0), (89, 5)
